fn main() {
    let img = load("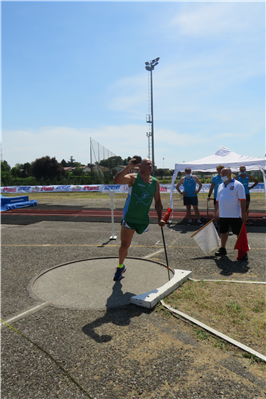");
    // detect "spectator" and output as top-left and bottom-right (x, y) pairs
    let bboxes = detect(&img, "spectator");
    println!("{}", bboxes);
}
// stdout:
(208, 164), (224, 205)
(176, 167), (203, 225)
(236, 165), (258, 225)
